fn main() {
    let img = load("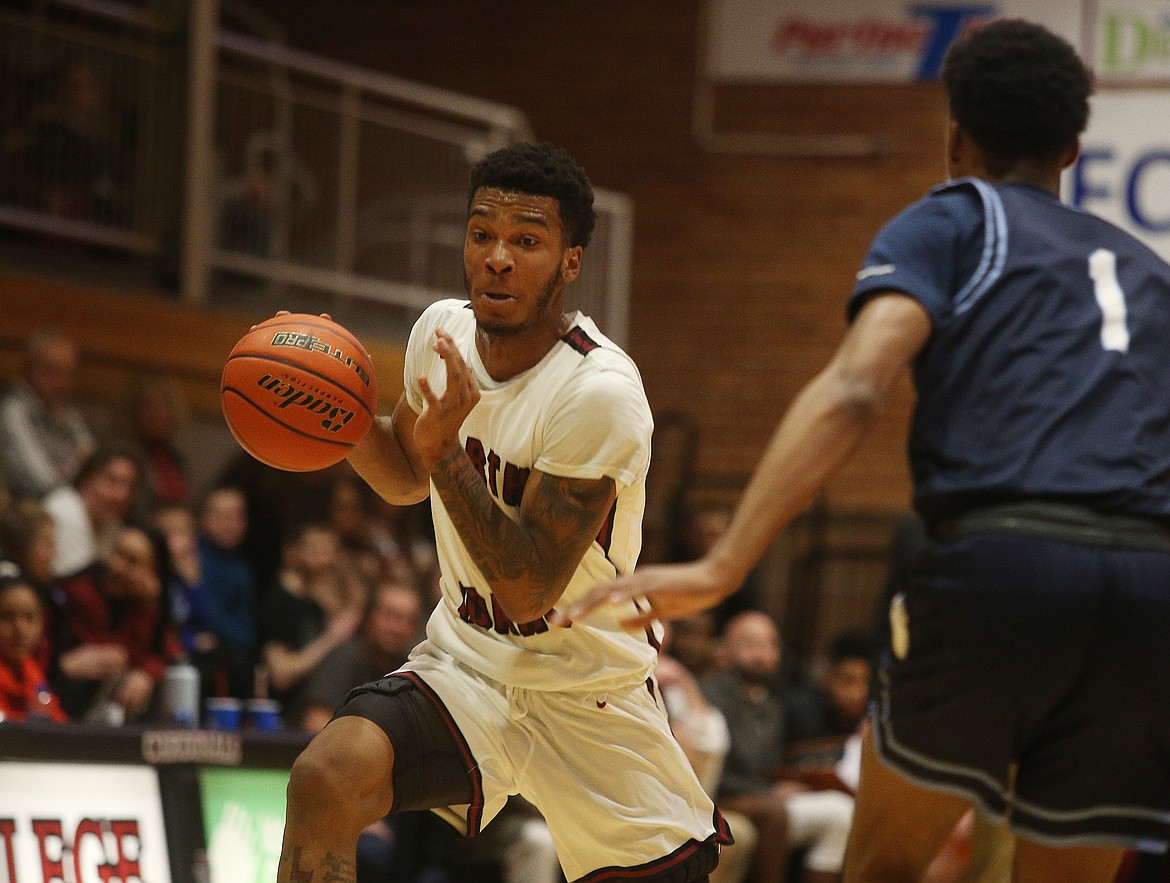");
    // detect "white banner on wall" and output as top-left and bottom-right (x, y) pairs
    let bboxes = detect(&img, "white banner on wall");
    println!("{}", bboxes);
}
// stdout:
(1063, 90), (1170, 262)
(1089, 1), (1170, 82)
(706, 0), (1084, 82)
(0, 762), (173, 883)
